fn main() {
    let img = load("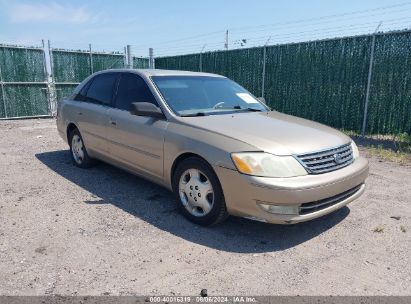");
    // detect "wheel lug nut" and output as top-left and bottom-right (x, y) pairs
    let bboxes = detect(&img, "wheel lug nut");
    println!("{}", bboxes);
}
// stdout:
(195, 186), (198, 190)
(194, 197), (197, 201)
(198, 193), (201, 197)
(189, 192), (192, 196)
(190, 186), (193, 190)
